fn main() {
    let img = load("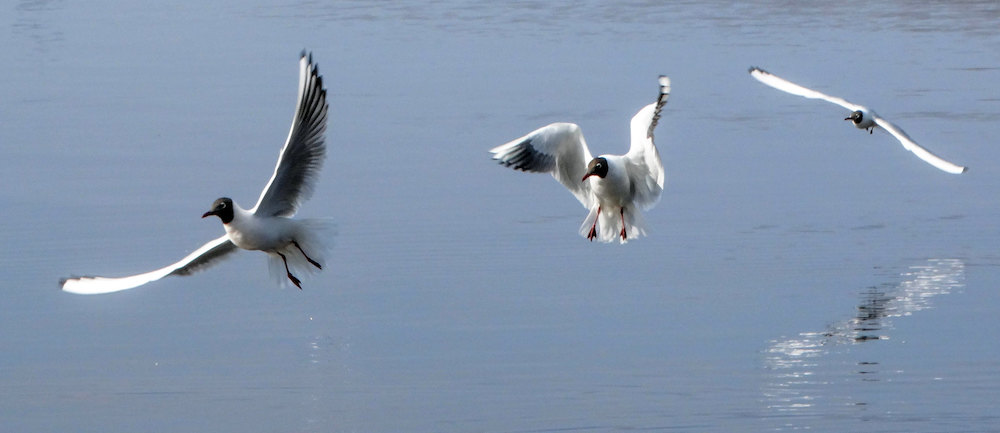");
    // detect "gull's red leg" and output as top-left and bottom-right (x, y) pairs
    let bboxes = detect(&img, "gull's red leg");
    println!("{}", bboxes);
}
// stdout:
(587, 206), (601, 241)
(277, 251), (302, 289)
(619, 208), (627, 240)
(292, 240), (322, 269)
